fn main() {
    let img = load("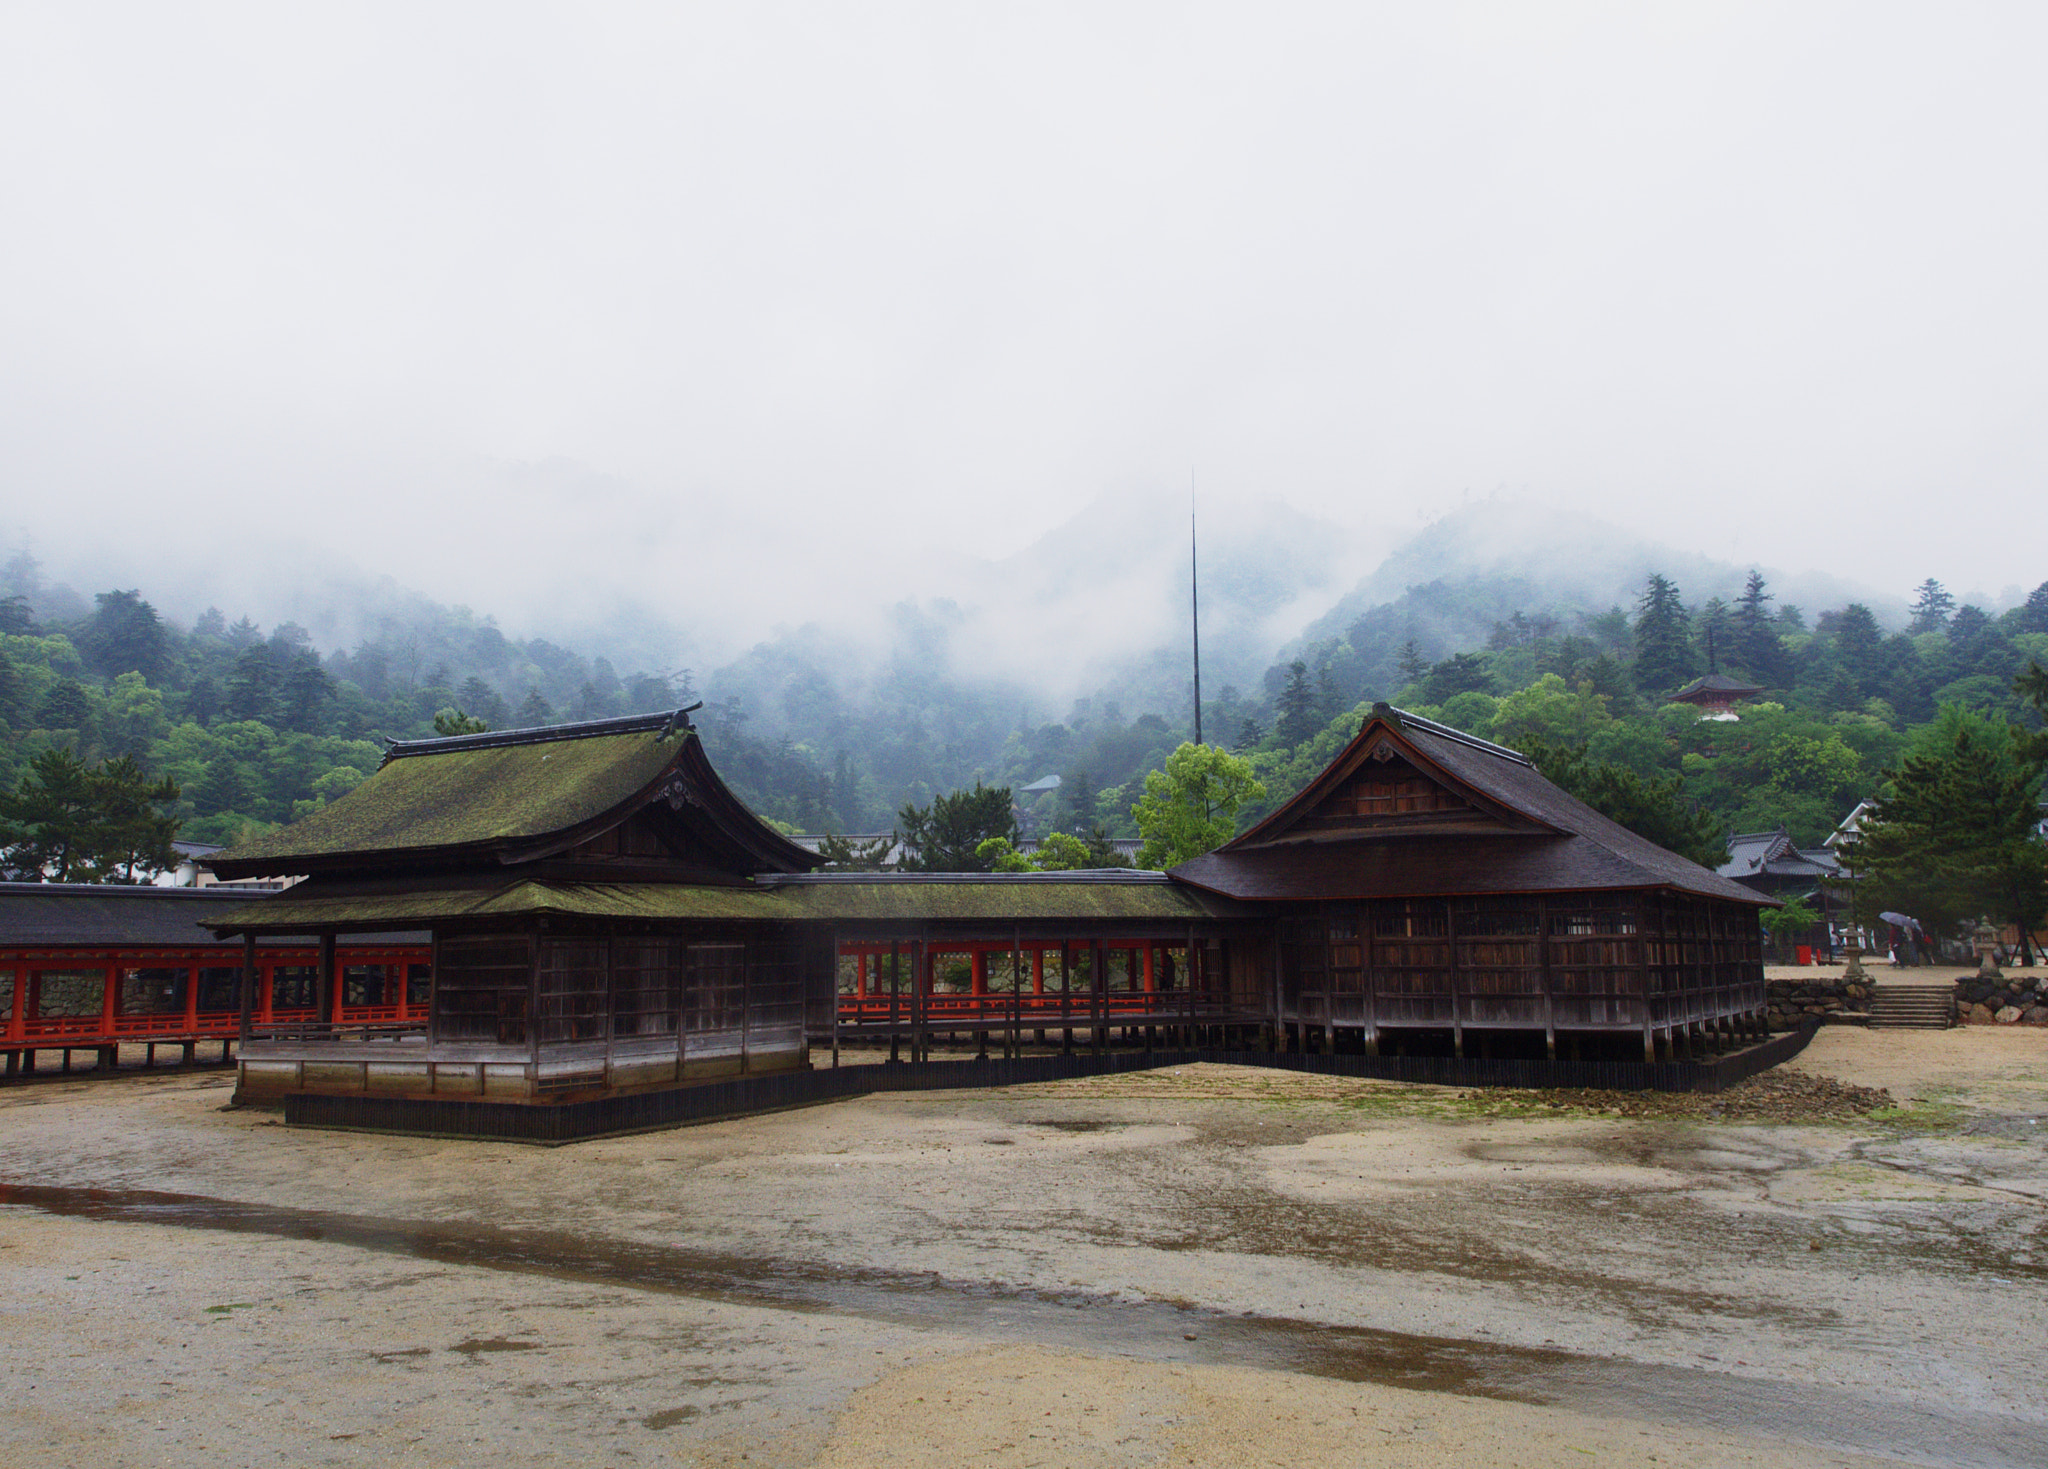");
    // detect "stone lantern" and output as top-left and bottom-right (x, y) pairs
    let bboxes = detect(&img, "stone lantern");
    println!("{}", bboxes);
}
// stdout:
(1975, 921), (2002, 981)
